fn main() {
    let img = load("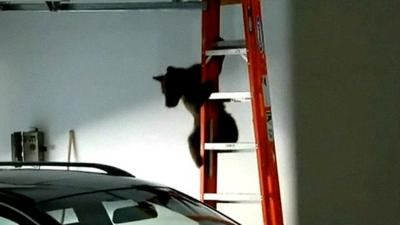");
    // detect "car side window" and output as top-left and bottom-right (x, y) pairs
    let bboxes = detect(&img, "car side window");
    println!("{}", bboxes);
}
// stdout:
(0, 217), (19, 225)
(102, 200), (198, 225)
(0, 204), (38, 225)
(47, 208), (79, 224)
